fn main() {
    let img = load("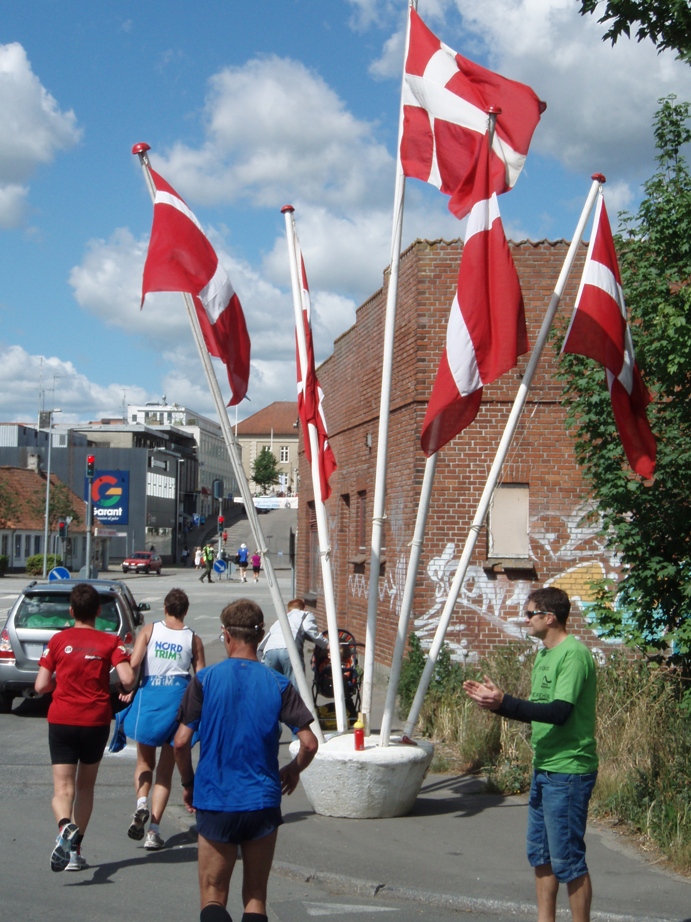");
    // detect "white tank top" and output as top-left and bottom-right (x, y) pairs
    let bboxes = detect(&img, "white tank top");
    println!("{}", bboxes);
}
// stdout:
(143, 620), (194, 678)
